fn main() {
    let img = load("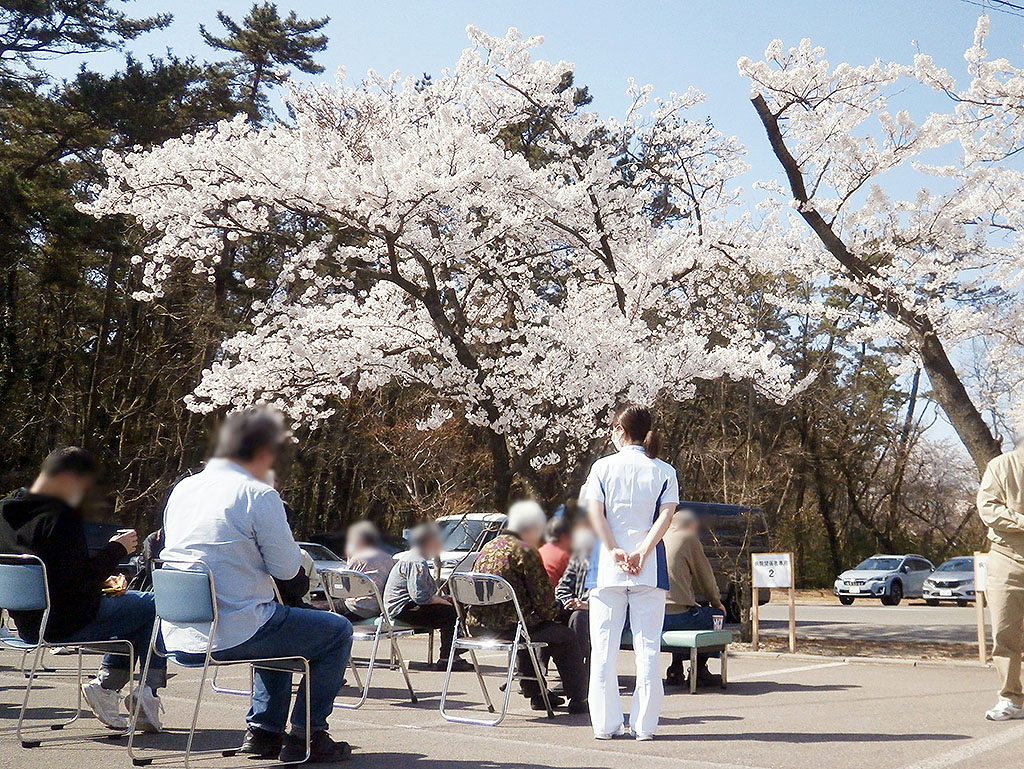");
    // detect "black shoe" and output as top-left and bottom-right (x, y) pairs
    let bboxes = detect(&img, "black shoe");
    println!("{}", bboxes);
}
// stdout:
(239, 727), (283, 758)
(435, 657), (474, 672)
(693, 663), (722, 688)
(567, 698), (589, 714)
(530, 693), (565, 711)
(279, 731), (351, 764)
